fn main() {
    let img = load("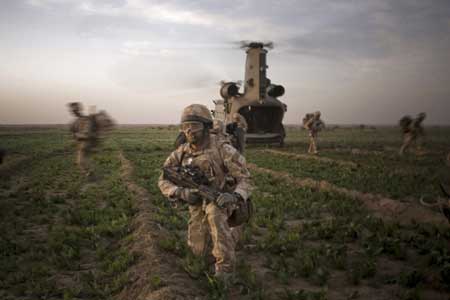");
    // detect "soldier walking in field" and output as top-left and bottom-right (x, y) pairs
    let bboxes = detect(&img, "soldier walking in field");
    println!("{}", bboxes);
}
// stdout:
(231, 112), (248, 154)
(225, 112), (248, 154)
(68, 102), (114, 177)
(303, 111), (325, 154)
(399, 112), (426, 155)
(158, 104), (252, 287)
